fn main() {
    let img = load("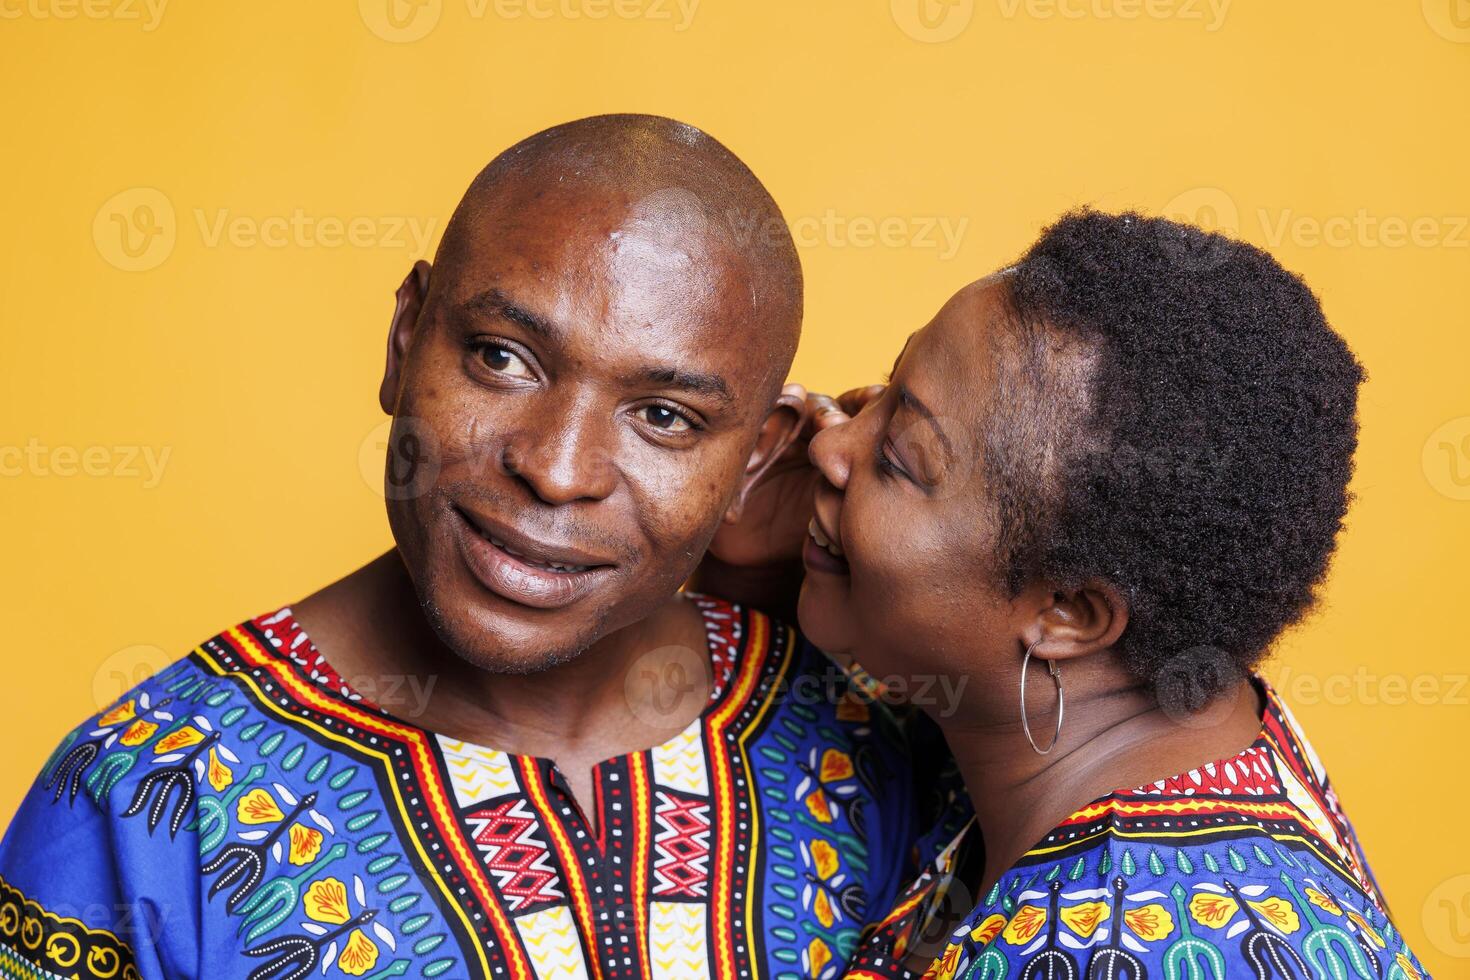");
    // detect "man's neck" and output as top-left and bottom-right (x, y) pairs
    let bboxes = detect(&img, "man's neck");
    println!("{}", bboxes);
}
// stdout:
(935, 670), (1263, 895)
(291, 551), (711, 761)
